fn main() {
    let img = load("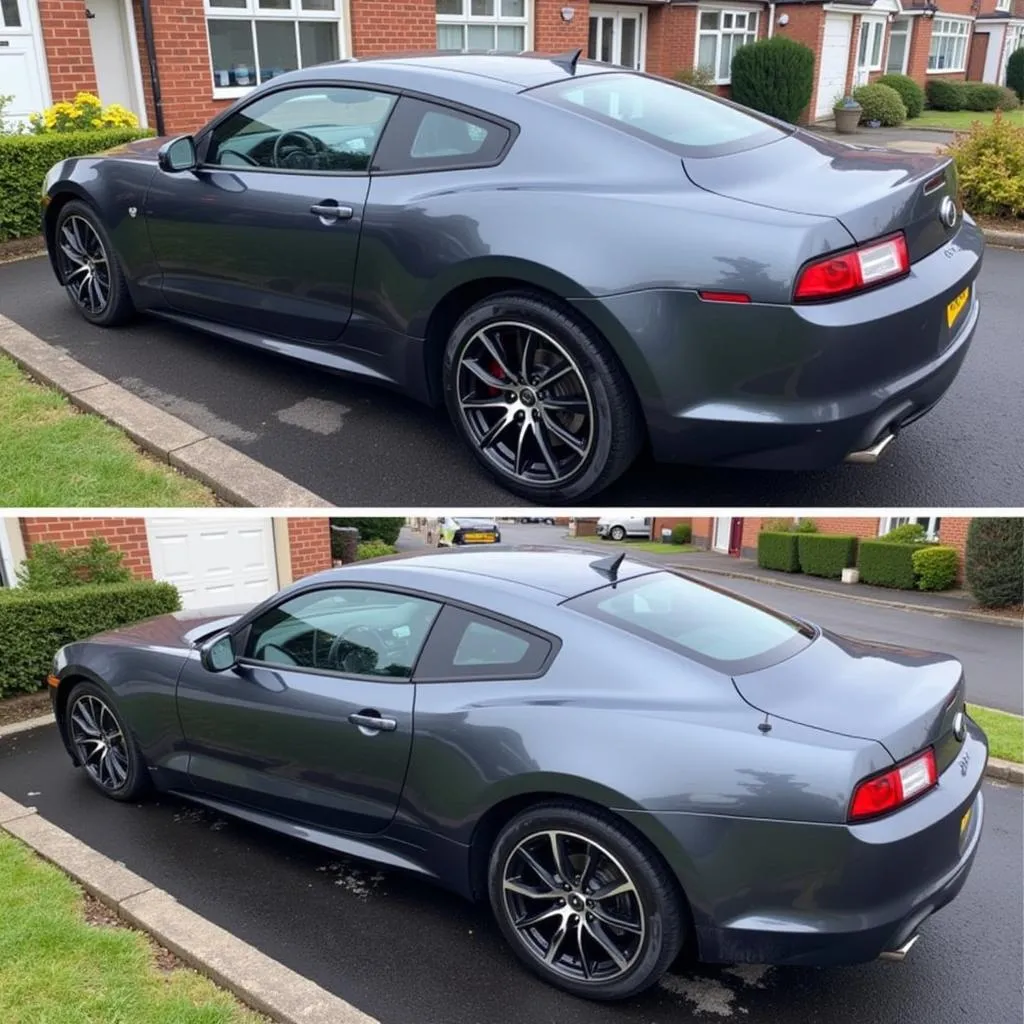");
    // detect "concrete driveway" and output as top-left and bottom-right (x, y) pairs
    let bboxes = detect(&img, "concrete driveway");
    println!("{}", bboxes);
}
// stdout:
(1, 249), (1022, 505)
